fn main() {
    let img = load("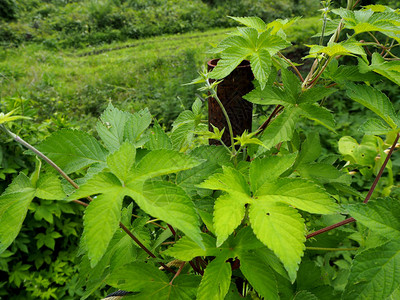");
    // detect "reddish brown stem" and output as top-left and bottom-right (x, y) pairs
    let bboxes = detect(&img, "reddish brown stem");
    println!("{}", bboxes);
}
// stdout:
(364, 133), (400, 203)
(73, 199), (88, 207)
(256, 105), (283, 135)
(307, 133), (399, 239)
(169, 262), (185, 285)
(168, 224), (176, 236)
